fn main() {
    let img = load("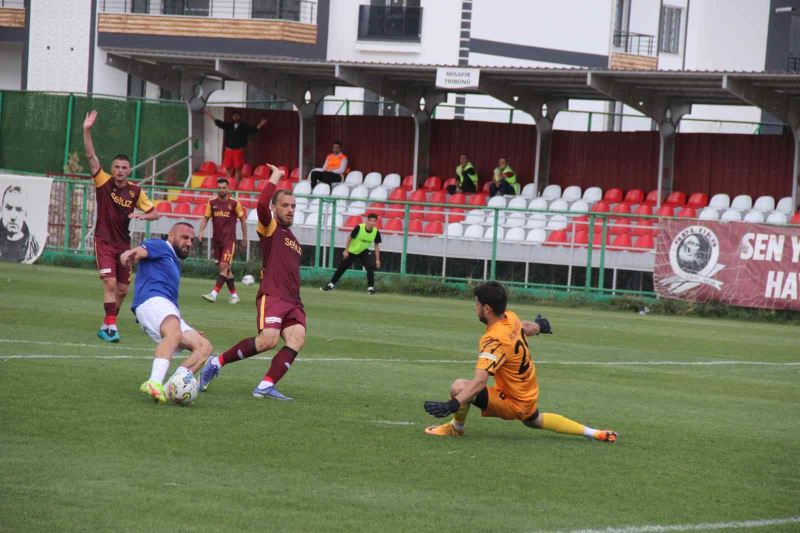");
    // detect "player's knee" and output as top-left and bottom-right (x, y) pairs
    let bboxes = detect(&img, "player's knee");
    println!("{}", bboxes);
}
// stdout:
(522, 411), (543, 429)
(102, 278), (117, 291)
(116, 285), (129, 298)
(197, 336), (213, 358)
(256, 331), (279, 351)
(286, 331), (305, 351)
(449, 378), (469, 397)
(219, 262), (229, 272)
